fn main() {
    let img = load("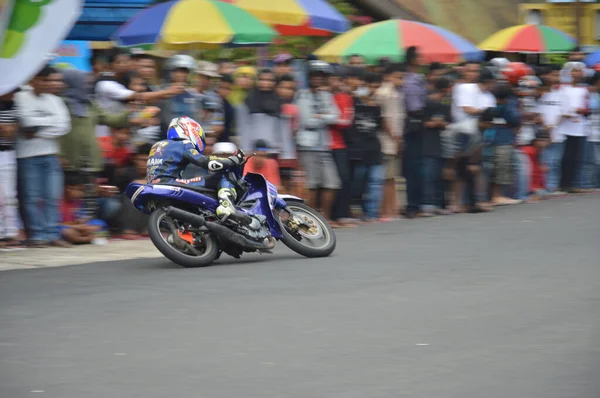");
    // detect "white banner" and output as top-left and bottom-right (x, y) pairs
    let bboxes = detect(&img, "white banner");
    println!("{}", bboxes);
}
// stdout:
(0, 0), (82, 95)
